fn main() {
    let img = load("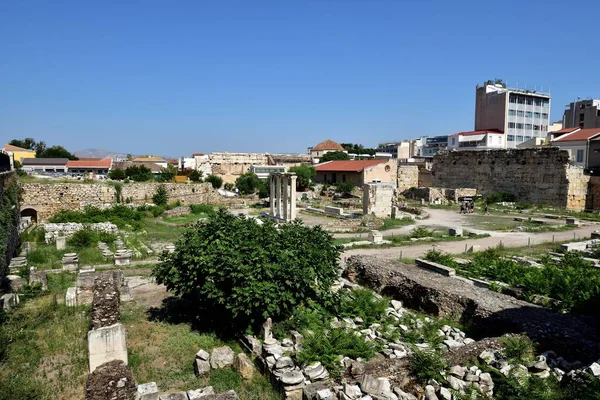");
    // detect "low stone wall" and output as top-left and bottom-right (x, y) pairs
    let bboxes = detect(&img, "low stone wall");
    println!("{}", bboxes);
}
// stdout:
(85, 360), (136, 400)
(345, 255), (600, 362)
(0, 172), (20, 281)
(21, 181), (221, 221)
